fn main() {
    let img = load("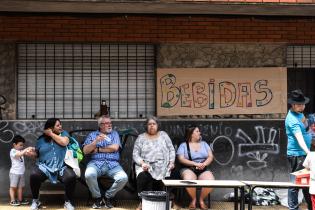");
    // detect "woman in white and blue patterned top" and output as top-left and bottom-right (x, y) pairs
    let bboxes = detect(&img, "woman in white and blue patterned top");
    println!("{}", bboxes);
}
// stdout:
(133, 116), (175, 210)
